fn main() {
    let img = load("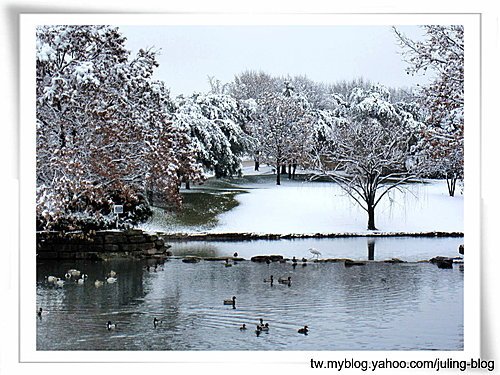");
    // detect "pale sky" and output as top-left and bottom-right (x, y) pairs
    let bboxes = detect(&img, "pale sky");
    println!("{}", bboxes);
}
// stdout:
(119, 25), (431, 96)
